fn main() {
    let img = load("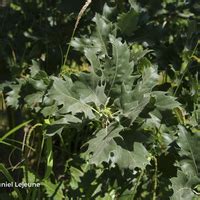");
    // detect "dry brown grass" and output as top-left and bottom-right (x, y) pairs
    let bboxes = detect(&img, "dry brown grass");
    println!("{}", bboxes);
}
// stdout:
(74, 0), (92, 32)
(63, 0), (93, 66)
